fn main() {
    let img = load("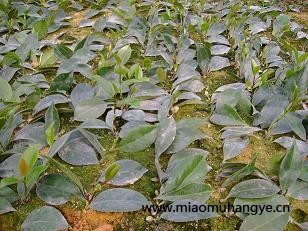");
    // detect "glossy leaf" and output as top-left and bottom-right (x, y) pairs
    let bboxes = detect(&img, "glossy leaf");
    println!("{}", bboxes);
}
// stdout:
(167, 118), (208, 153)
(0, 197), (15, 214)
(36, 173), (83, 205)
(155, 116), (176, 156)
(45, 104), (60, 136)
(239, 211), (289, 231)
(90, 188), (151, 212)
(0, 78), (12, 101)
(118, 124), (157, 152)
(18, 146), (39, 177)
(161, 200), (218, 222)
(99, 159), (148, 186)
(74, 98), (107, 121)
(279, 142), (304, 191)
(44, 156), (84, 193)
(226, 179), (280, 199)
(21, 206), (68, 231)
(223, 137), (249, 161)
(163, 154), (209, 193)
(286, 180), (308, 200)
(157, 183), (212, 202)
